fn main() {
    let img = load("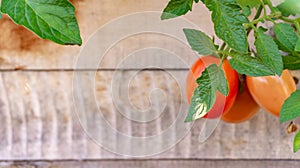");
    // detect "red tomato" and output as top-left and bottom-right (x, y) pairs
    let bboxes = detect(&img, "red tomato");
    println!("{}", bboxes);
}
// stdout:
(186, 56), (239, 118)
(246, 70), (296, 116)
(221, 80), (260, 123)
